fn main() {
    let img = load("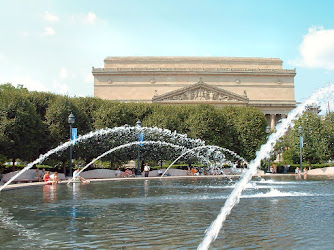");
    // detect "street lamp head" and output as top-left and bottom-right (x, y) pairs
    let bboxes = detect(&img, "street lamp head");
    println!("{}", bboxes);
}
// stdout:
(68, 113), (76, 124)
(136, 120), (142, 128)
(266, 126), (271, 134)
(298, 126), (303, 135)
